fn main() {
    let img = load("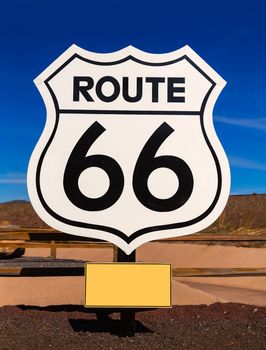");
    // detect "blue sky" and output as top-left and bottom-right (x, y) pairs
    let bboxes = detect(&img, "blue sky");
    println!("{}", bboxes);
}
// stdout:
(0, 0), (265, 202)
